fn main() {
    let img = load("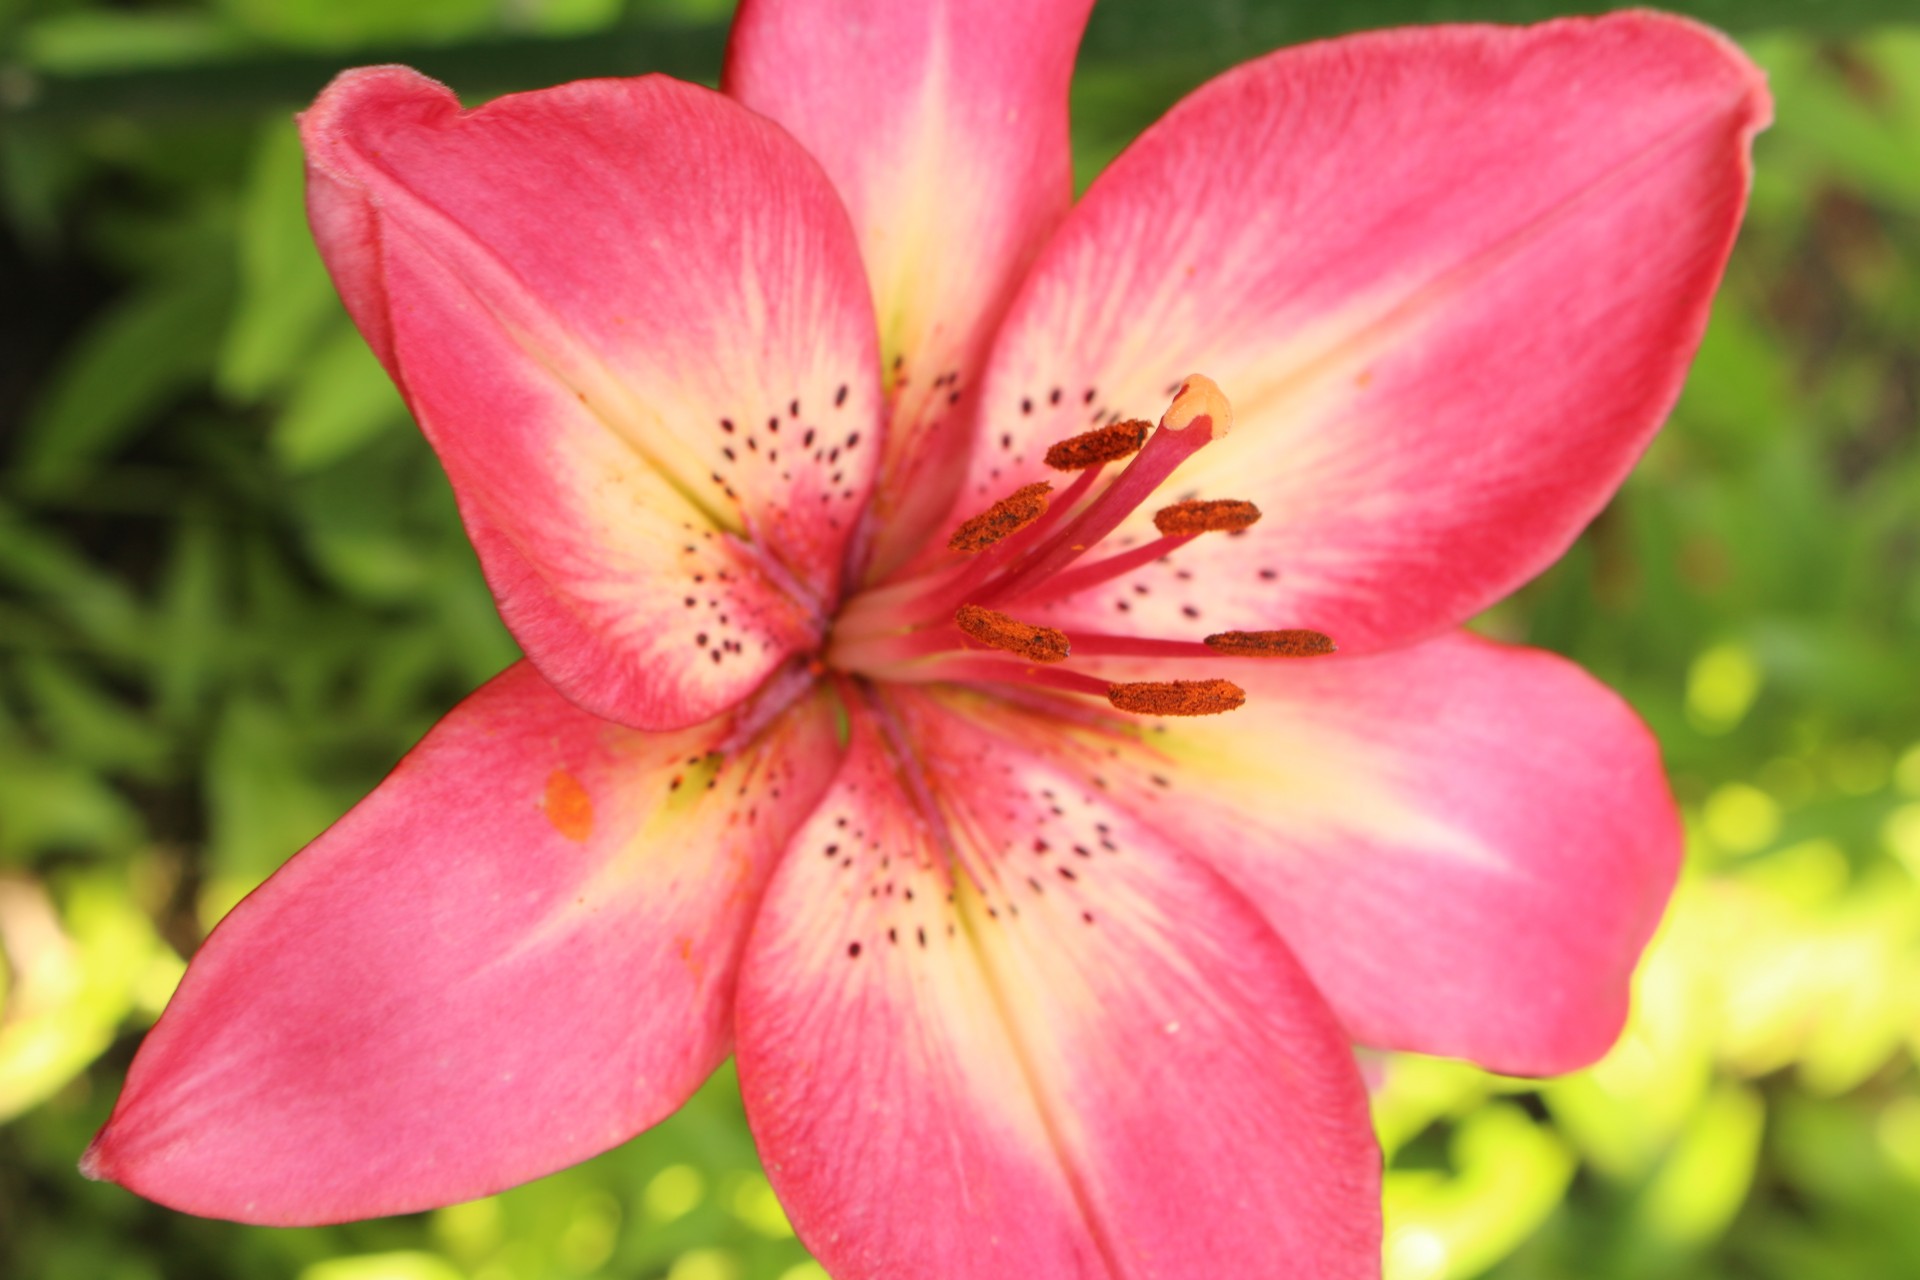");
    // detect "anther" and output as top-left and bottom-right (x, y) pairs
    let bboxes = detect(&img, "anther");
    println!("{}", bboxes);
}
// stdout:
(1152, 499), (1262, 536)
(1205, 629), (1337, 658)
(949, 481), (1053, 553)
(1044, 419), (1151, 471)
(1106, 678), (1246, 716)
(955, 604), (1070, 663)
